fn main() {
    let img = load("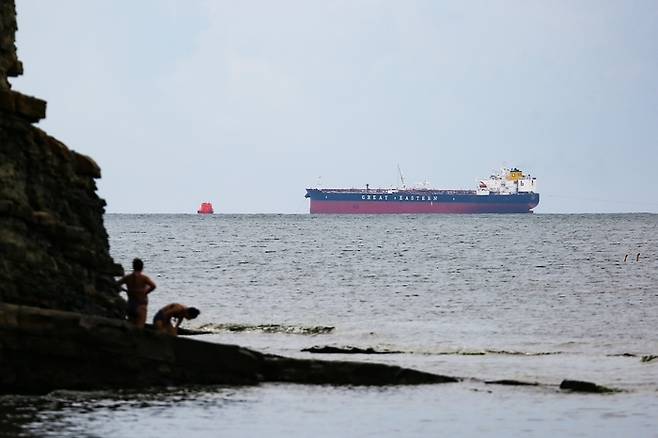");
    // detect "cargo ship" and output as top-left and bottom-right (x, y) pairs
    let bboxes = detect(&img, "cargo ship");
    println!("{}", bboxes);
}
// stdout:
(305, 168), (539, 214)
